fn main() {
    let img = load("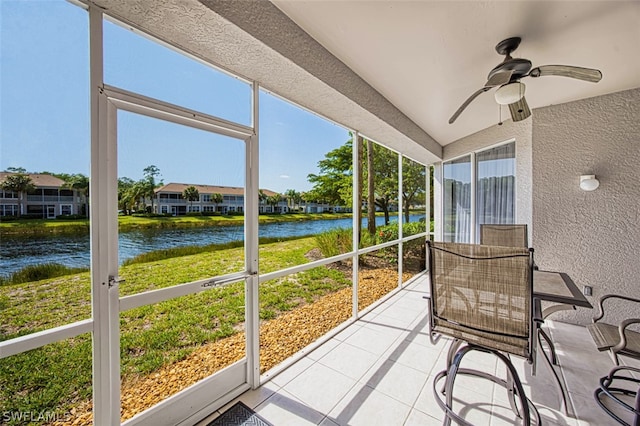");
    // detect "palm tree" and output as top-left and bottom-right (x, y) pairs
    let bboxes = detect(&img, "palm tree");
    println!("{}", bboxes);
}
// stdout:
(183, 186), (200, 213)
(266, 194), (282, 213)
(1, 172), (35, 216)
(142, 165), (162, 213)
(62, 173), (89, 217)
(210, 192), (223, 213)
(284, 189), (302, 213)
